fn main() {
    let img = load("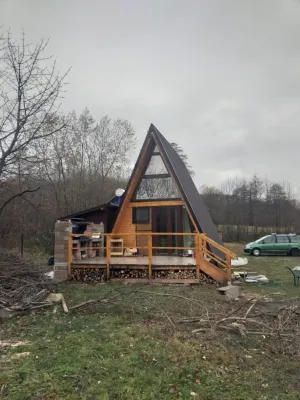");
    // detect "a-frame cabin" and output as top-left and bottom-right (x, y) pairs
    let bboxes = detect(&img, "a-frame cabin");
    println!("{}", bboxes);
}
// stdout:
(111, 124), (235, 282)
(64, 124), (236, 283)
